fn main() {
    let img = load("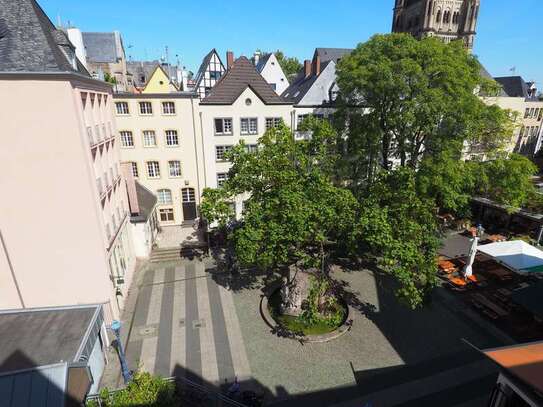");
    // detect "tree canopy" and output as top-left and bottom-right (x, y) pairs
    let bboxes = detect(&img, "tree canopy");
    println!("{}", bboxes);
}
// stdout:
(201, 121), (357, 272)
